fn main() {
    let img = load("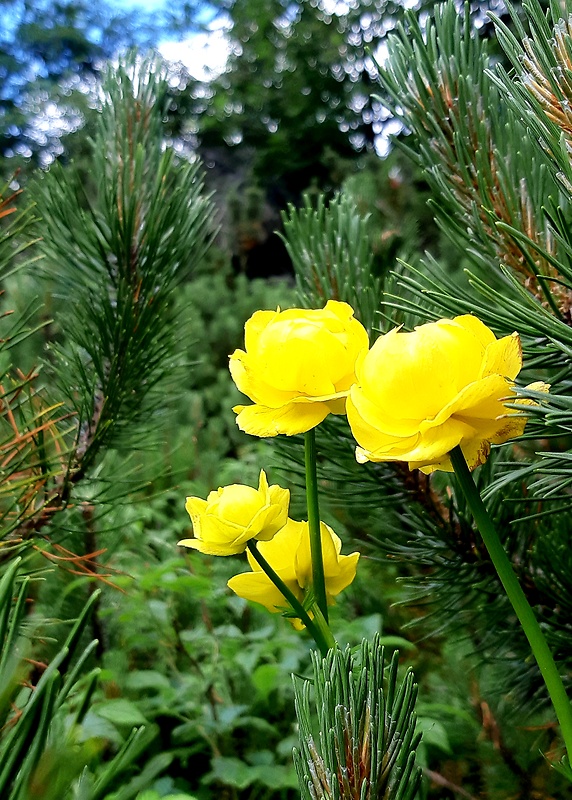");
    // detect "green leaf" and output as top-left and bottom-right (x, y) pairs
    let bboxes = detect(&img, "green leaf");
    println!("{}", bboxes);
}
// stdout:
(251, 663), (280, 701)
(416, 717), (452, 755)
(112, 753), (175, 800)
(124, 671), (172, 693)
(94, 699), (148, 728)
(253, 764), (299, 790)
(205, 757), (258, 790)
